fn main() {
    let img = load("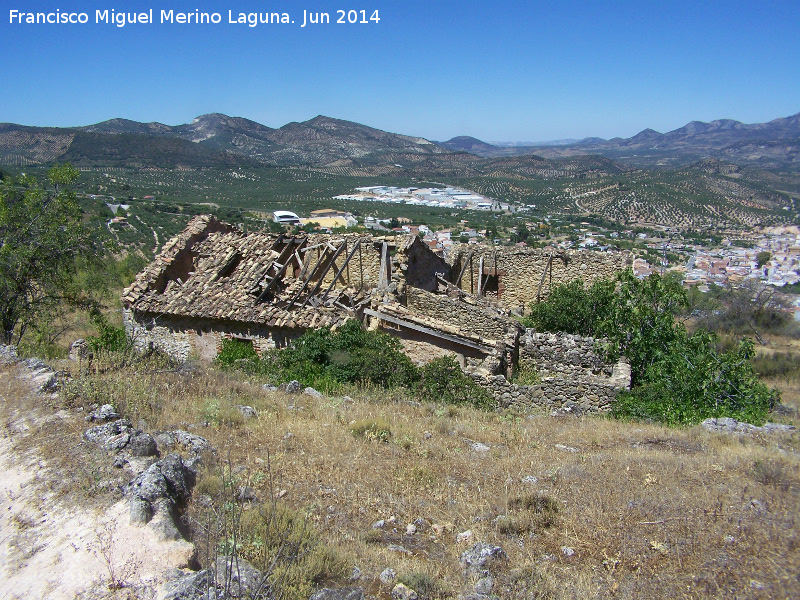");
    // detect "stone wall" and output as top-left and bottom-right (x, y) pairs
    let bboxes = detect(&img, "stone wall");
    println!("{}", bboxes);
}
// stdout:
(520, 331), (610, 377)
(405, 287), (520, 343)
(475, 357), (631, 414)
(307, 233), (384, 291)
(123, 309), (305, 362)
(447, 245), (632, 310)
